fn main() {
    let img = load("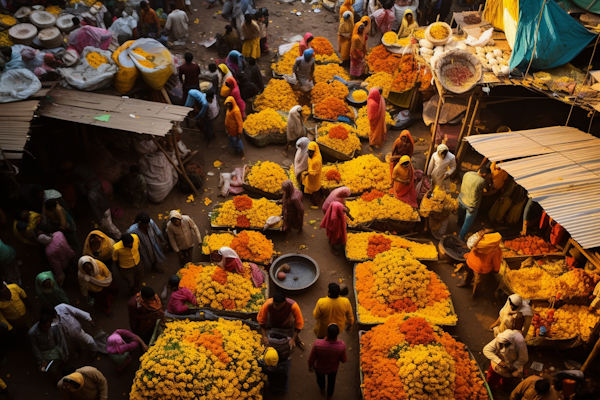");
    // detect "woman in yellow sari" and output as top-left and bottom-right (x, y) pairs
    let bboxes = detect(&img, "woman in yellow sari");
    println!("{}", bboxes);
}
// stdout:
(241, 14), (261, 59)
(301, 142), (323, 205)
(397, 9), (419, 38)
(83, 230), (115, 269)
(339, 0), (354, 19)
(360, 15), (371, 39)
(338, 11), (354, 62)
